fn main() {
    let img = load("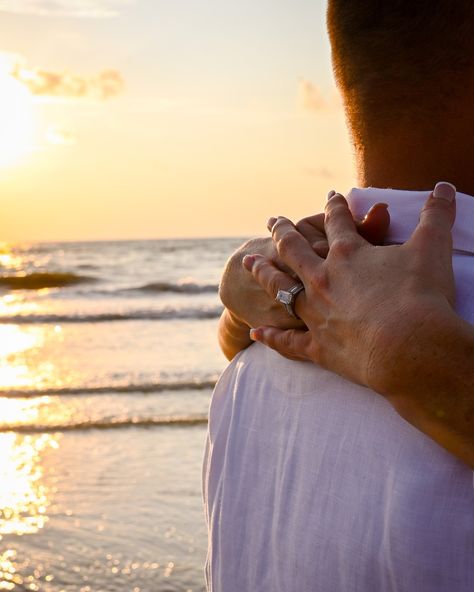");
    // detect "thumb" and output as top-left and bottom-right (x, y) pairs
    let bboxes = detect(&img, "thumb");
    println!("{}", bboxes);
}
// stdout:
(409, 181), (456, 253)
(356, 203), (390, 245)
